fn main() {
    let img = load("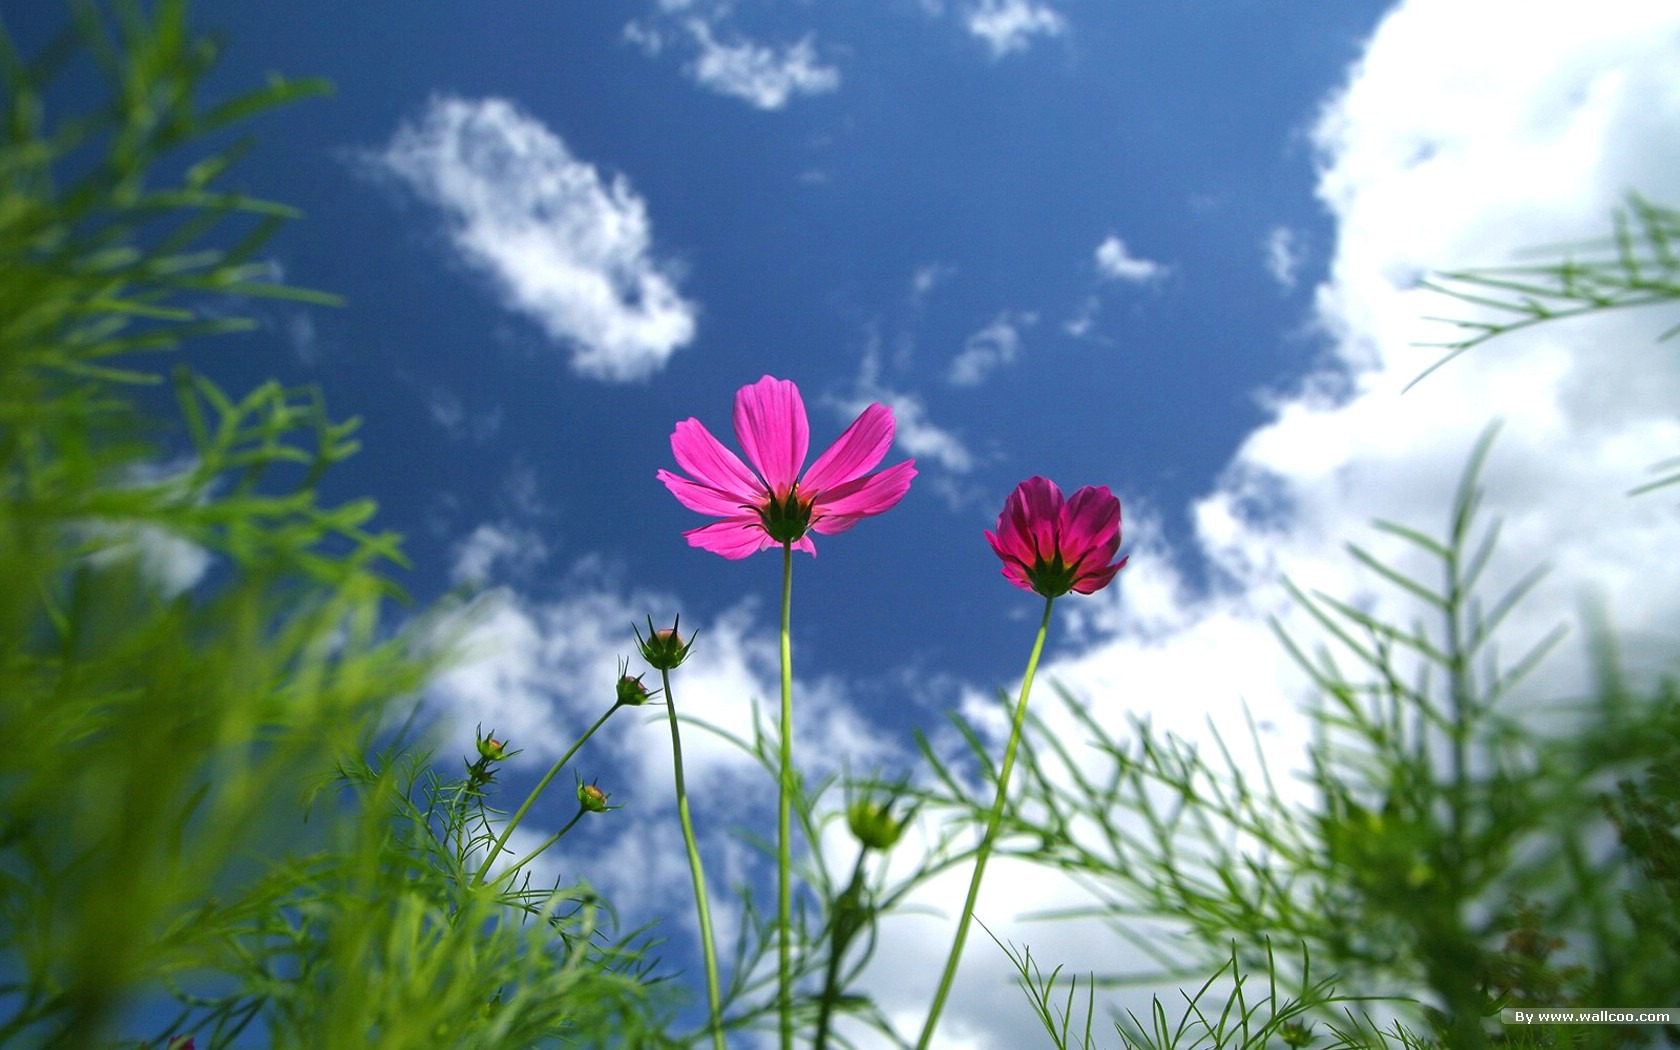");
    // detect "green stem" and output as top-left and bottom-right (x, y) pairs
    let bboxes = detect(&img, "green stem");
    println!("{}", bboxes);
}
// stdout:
(915, 595), (1055, 1050)
(663, 665), (727, 1050)
(813, 849), (870, 1050)
(777, 541), (795, 1050)
(493, 806), (587, 884)
(472, 702), (619, 887)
